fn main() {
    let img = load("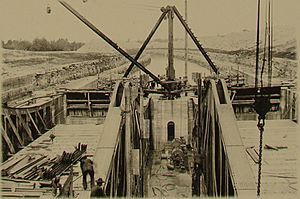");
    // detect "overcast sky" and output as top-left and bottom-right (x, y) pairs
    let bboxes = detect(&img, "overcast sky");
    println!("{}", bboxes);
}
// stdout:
(0, 0), (298, 42)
